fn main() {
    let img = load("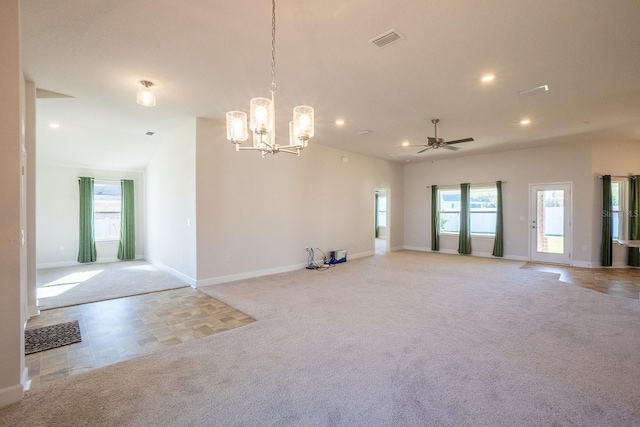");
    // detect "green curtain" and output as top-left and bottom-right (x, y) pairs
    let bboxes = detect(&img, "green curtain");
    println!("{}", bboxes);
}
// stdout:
(431, 185), (439, 251)
(118, 179), (136, 260)
(77, 177), (97, 263)
(458, 183), (471, 254)
(629, 176), (640, 267)
(600, 175), (612, 266)
(492, 181), (504, 257)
